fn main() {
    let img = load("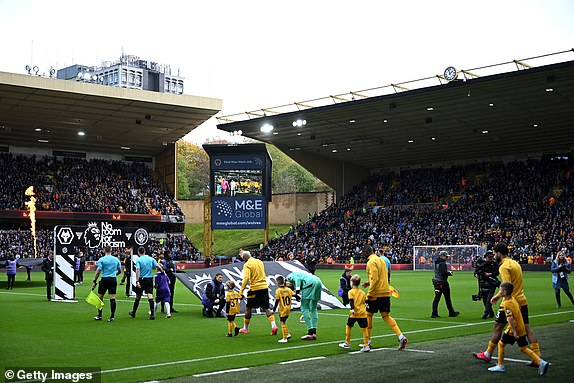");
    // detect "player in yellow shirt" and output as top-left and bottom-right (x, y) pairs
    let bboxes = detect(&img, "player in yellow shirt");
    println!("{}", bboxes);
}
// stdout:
(362, 245), (408, 350)
(474, 243), (542, 366)
(338, 274), (370, 352)
(487, 282), (549, 376)
(238, 250), (278, 335)
(274, 275), (297, 343)
(225, 280), (242, 337)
